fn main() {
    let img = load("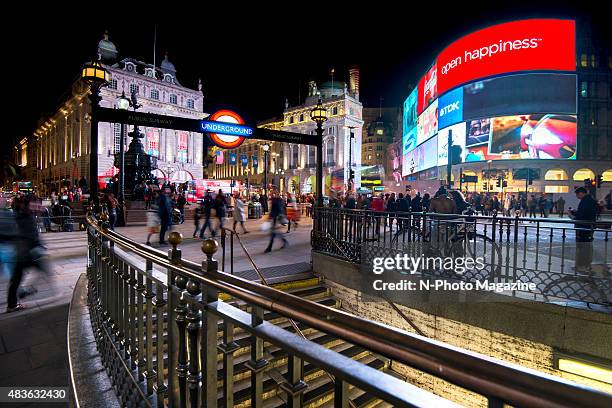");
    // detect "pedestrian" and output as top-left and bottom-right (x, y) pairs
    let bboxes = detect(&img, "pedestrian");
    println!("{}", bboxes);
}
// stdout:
(199, 191), (215, 238)
(232, 193), (249, 234)
(145, 199), (160, 246)
(193, 200), (202, 238)
(157, 189), (172, 245)
(556, 196), (566, 217)
(214, 189), (227, 234)
(285, 193), (298, 233)
(569, 187), (597, 271)
(528, 195), (537, 219)
(264, 192), (288, 253)
(176, 192), (187, 223)
(103, 193), (119, 230)
(538, 194), (547, 218)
